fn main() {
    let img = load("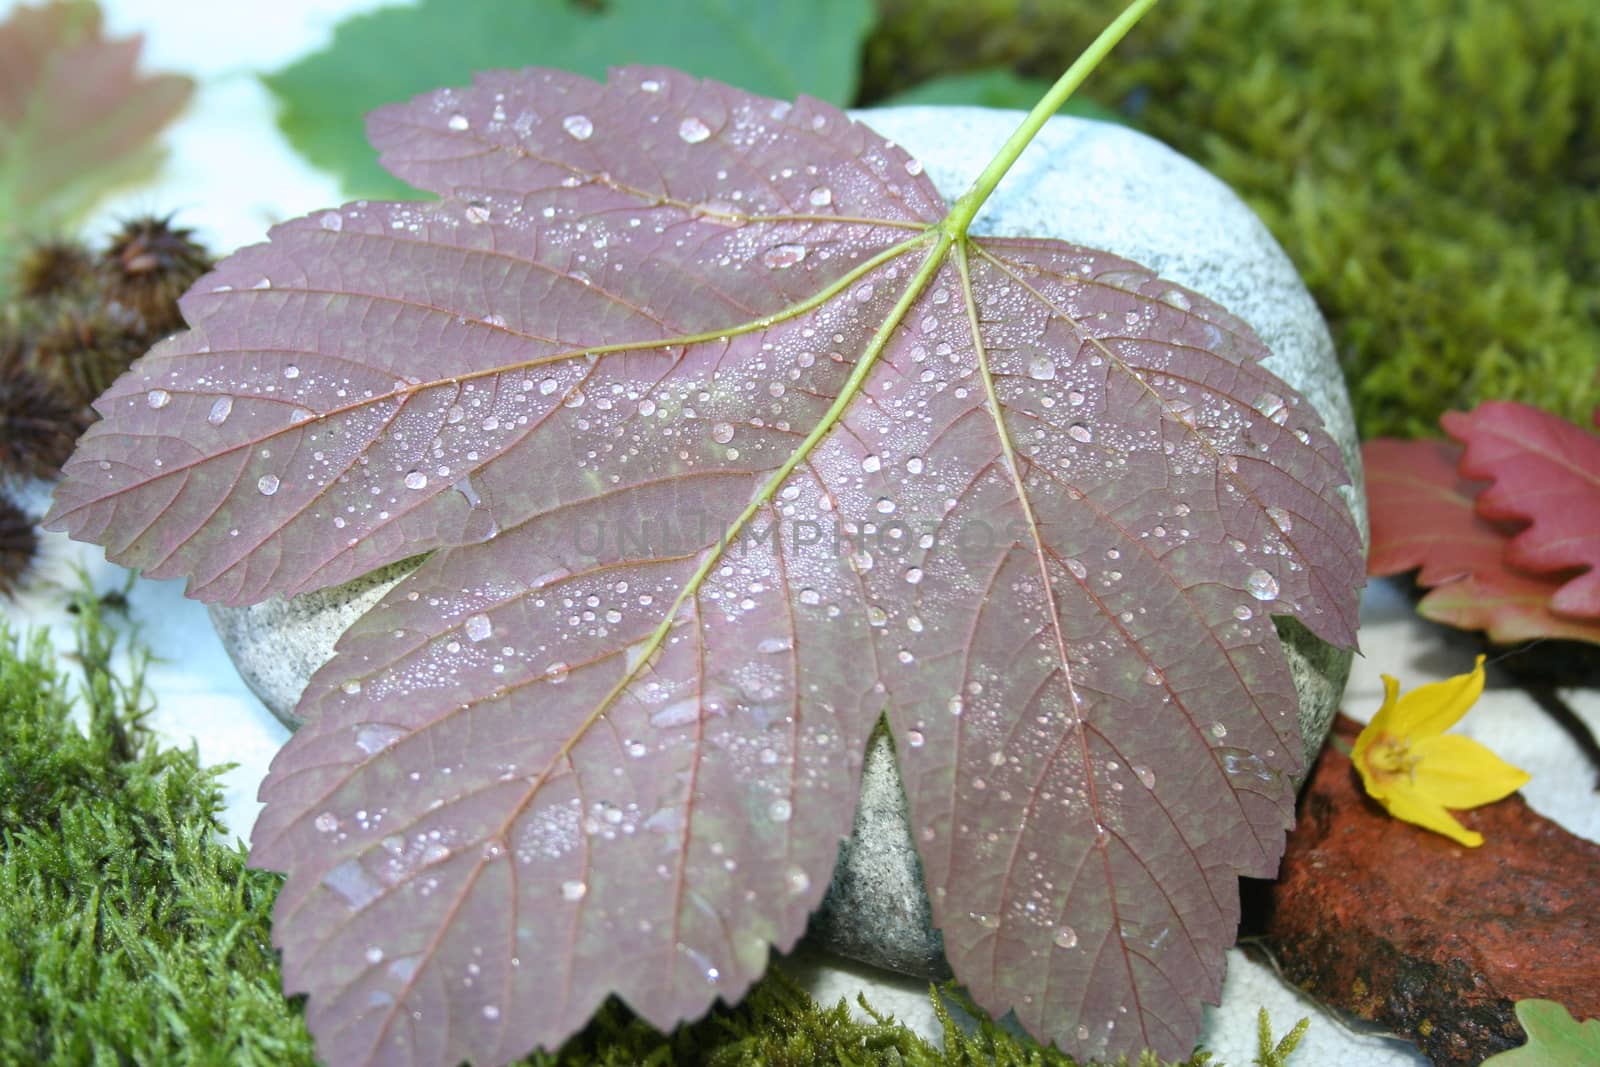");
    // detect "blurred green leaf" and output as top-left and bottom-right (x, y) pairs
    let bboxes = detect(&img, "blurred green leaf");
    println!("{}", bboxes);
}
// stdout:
(265, 0), (876, 200)
(879, 68), (1124, 124)
(1482, 1000), (1600, 1066)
